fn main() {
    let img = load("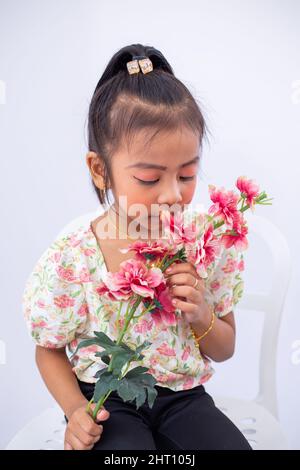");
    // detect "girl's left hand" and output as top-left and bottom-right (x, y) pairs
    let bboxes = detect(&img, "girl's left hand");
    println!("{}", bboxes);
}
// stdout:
(165, 262), (211, 327)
